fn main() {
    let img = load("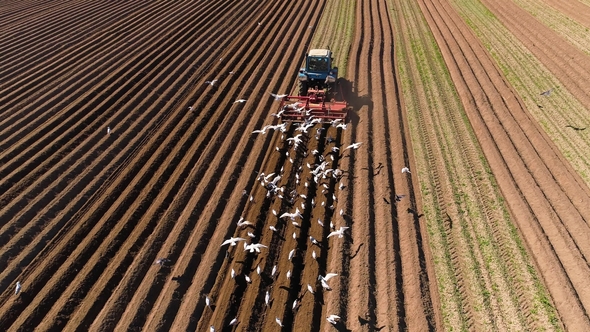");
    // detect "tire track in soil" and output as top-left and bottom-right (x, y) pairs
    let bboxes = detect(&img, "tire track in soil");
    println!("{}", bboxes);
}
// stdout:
(418, 0), (590, 328)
